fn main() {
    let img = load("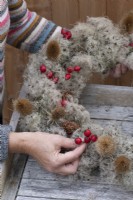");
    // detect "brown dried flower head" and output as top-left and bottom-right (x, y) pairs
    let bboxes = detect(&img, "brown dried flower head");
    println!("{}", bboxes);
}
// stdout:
(120, 12), (133, 34)
(46, 40), (61, 60)
(51, 106), (66, 120)
(95, 135), (116, 157)
(13, 98), (33, 116)
(63, 91), (73, 99)
(62, 120), (80, 134)
(115, 155), (131, 174)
